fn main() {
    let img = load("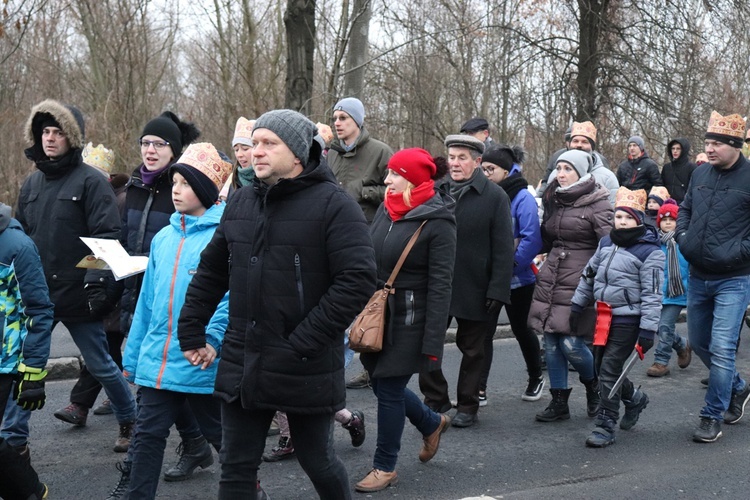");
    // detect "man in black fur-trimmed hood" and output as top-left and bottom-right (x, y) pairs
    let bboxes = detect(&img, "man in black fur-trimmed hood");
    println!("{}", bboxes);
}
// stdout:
(15, 99), (137, 452)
